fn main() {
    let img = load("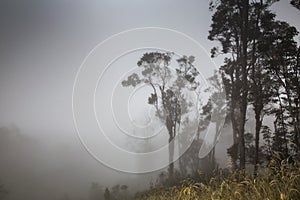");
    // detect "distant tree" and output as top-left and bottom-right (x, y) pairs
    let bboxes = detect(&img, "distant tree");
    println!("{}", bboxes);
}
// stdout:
(103, 188), (110, 200)
(193, 70), (227, 175)
(109, 184), (130, 200)
(89, 182), (104, 200)
(177, 118), (203, 178)
(122, 52), (200, 181)
(204, 71), (226, 168)
(175, 70), (226, 180)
